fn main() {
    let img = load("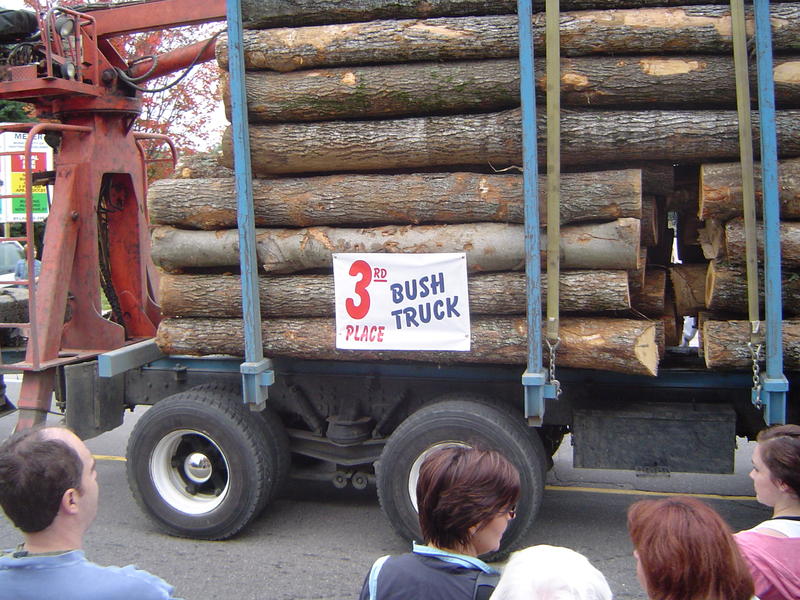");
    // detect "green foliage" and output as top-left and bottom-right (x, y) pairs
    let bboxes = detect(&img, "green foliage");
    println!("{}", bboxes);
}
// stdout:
(0, 100), (34, 122)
